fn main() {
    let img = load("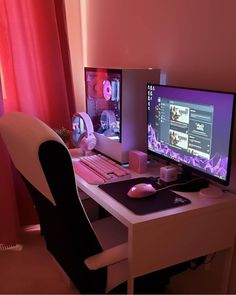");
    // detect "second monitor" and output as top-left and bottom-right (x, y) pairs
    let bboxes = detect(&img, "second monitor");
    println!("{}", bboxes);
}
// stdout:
(147, 84), (235, 187)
